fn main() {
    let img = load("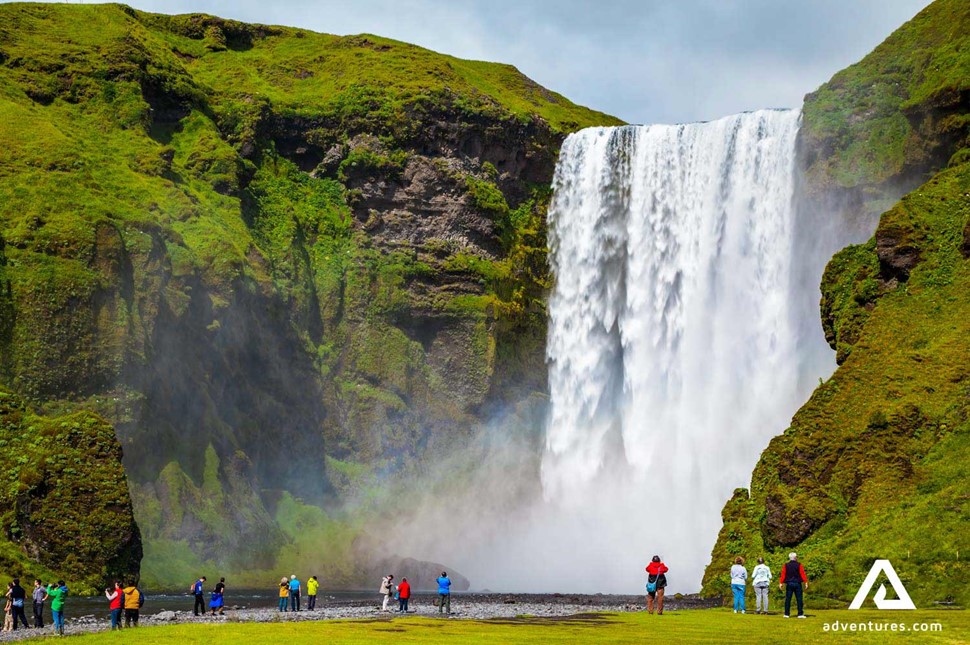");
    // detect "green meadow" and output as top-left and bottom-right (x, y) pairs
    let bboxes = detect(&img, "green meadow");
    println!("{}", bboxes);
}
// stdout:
(46, 609), (970, 644)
